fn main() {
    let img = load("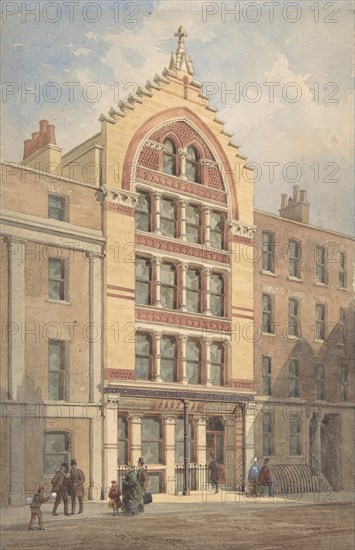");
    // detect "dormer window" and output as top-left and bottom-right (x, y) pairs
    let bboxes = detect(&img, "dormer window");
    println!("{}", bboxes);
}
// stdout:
(163, 139), (177, 176)
(186, 146), (199, 182)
